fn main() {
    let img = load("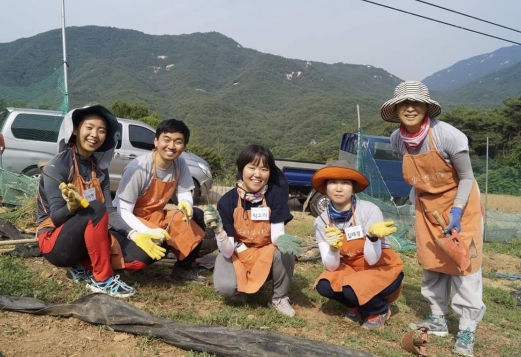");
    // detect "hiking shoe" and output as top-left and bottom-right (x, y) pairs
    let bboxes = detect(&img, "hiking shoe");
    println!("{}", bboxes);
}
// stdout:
(171, 266), (208, 284)
(453, 328), (475, 357)
(67, 264), (93, 283)
(271, 297), (295, 317)
(345, 307), (362, 323)
(408, 315), (449, 337)
(86, 274), (136, 298)
(361, 309), (390, 330)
